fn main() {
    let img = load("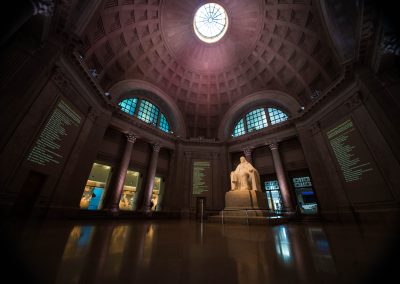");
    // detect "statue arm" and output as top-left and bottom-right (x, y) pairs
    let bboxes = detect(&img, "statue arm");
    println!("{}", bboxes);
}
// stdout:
(251, 169), (262, 191)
